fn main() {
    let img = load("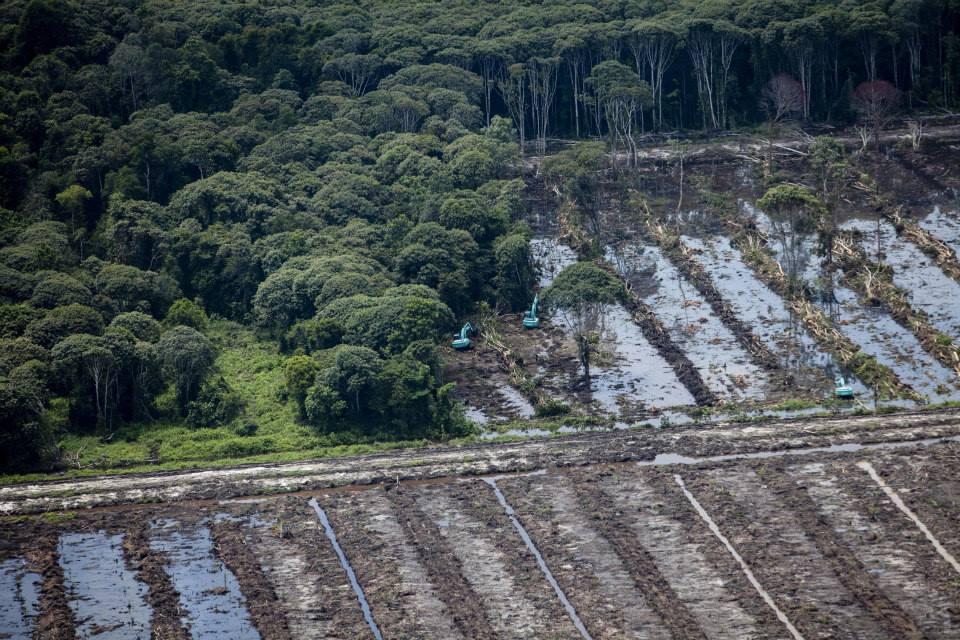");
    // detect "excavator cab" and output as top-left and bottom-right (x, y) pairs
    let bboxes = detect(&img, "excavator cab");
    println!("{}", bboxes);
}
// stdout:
(452, 322), (474, 350)
(522, 294), (540, 329)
